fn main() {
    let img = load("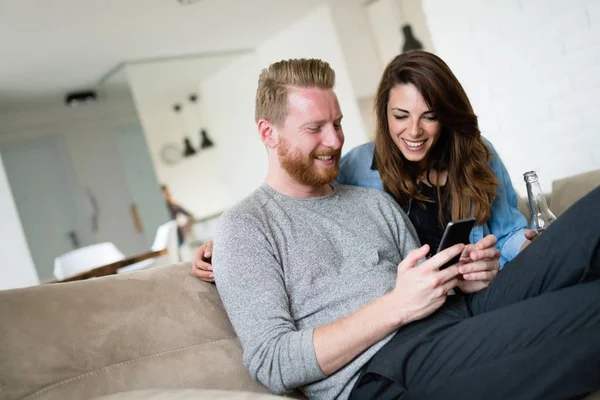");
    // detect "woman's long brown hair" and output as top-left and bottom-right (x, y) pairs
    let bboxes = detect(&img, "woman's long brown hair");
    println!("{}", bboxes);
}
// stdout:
(374, 51), (497, 226)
